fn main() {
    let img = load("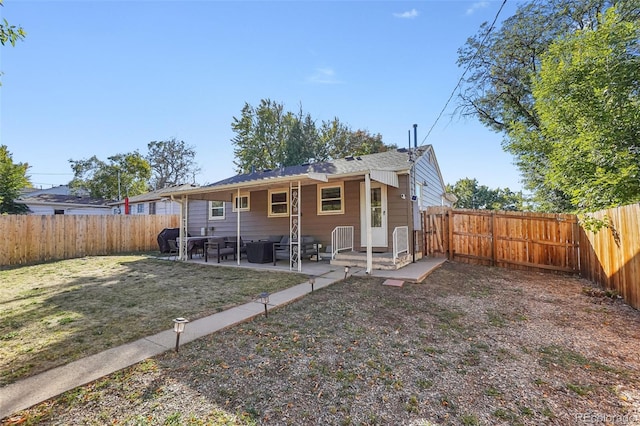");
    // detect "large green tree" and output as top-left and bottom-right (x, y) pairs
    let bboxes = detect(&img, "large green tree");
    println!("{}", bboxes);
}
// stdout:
(1, 0), (26, 85)
(0, 145), (31, 214)
(69, 152), (151, 199)
(532, 8), (640, 211)
(446, 178), (526, 211)
(231, 99), (395, 174)
(457, 0), (639, 211)
(146, 138), (201, 190)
